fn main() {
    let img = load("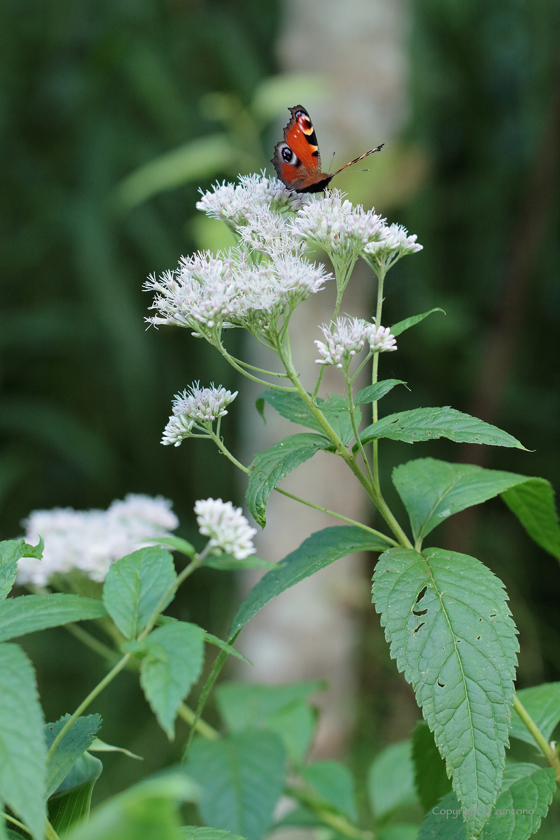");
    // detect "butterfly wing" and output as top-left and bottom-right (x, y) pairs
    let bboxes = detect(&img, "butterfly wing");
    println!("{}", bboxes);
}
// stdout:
(272, 105), (333, 193)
